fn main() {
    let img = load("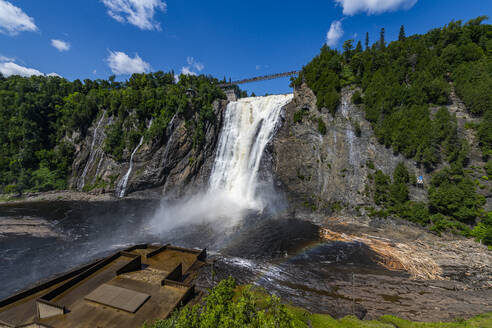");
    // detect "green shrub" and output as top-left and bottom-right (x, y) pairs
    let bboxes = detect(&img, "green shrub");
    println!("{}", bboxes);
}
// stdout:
(352, 90), (362, 104)
(485, 160), (492, 176)
(145, 277), (297, 328)
(317, 118), (327, 135)
(293, 110), (304, 123)
(352, 120), (362, 137)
